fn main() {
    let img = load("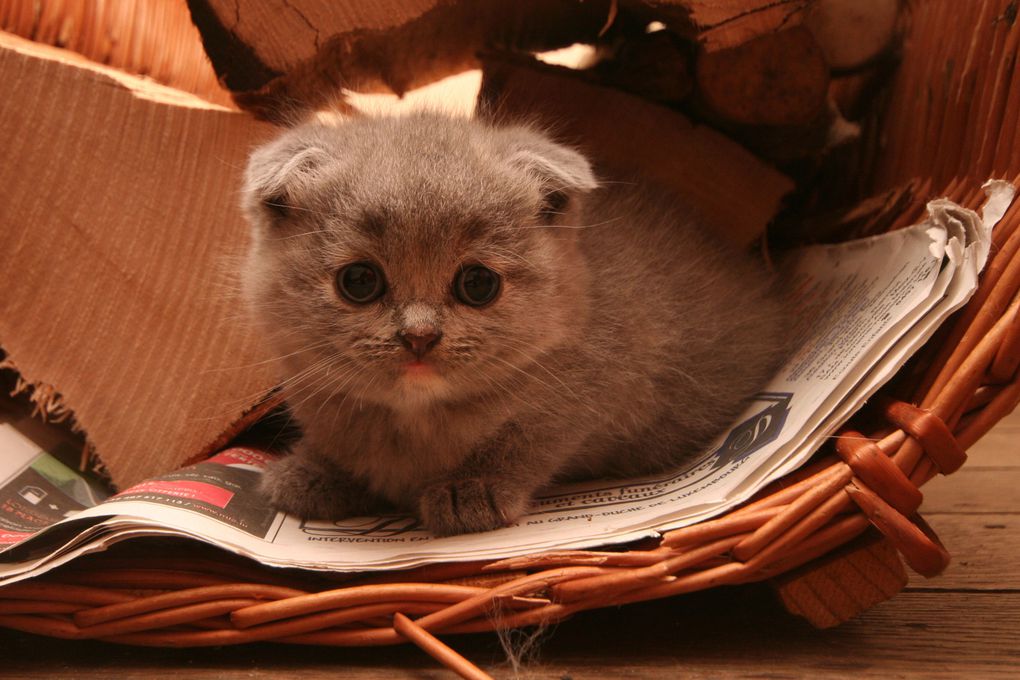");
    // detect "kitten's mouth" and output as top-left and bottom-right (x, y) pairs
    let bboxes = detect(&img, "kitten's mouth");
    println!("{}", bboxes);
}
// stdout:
(401, 359), (438, 379)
